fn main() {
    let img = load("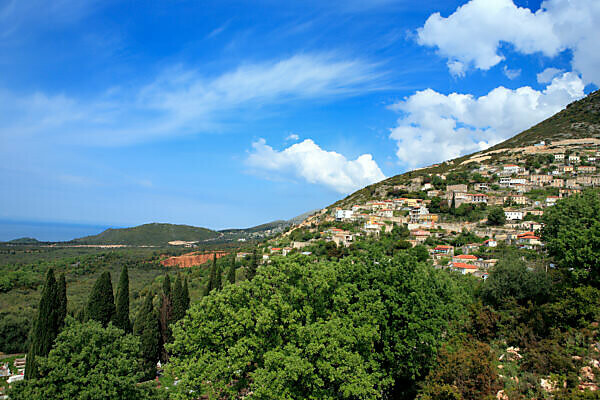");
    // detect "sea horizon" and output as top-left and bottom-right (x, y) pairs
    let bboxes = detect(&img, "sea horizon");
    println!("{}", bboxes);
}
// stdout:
(0, 219), (115, 242)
